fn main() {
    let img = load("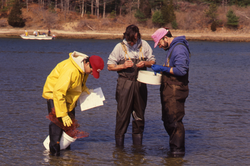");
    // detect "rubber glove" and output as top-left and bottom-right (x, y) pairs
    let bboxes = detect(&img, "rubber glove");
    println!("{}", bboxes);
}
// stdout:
(151, 64), (170, 75)
(62, 115), (73, 127)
